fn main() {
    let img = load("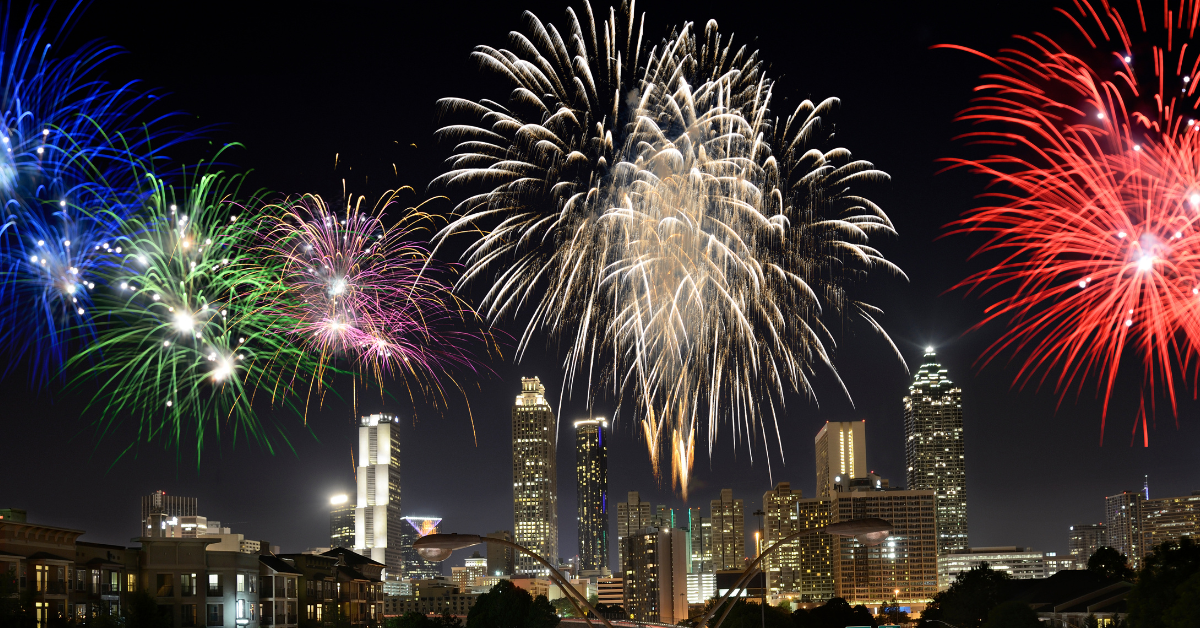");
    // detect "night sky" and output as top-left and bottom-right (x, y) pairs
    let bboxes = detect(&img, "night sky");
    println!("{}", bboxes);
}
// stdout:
(3, 0), (1199, 574)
